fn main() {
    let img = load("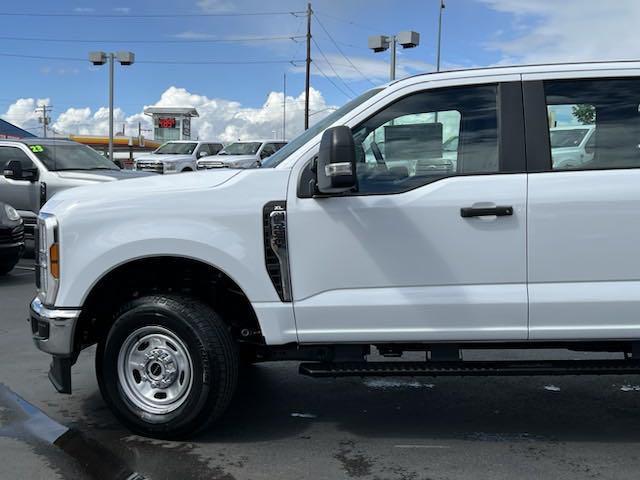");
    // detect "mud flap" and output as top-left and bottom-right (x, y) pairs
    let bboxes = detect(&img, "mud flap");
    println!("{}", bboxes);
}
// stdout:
(48, 357), (73, 394)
